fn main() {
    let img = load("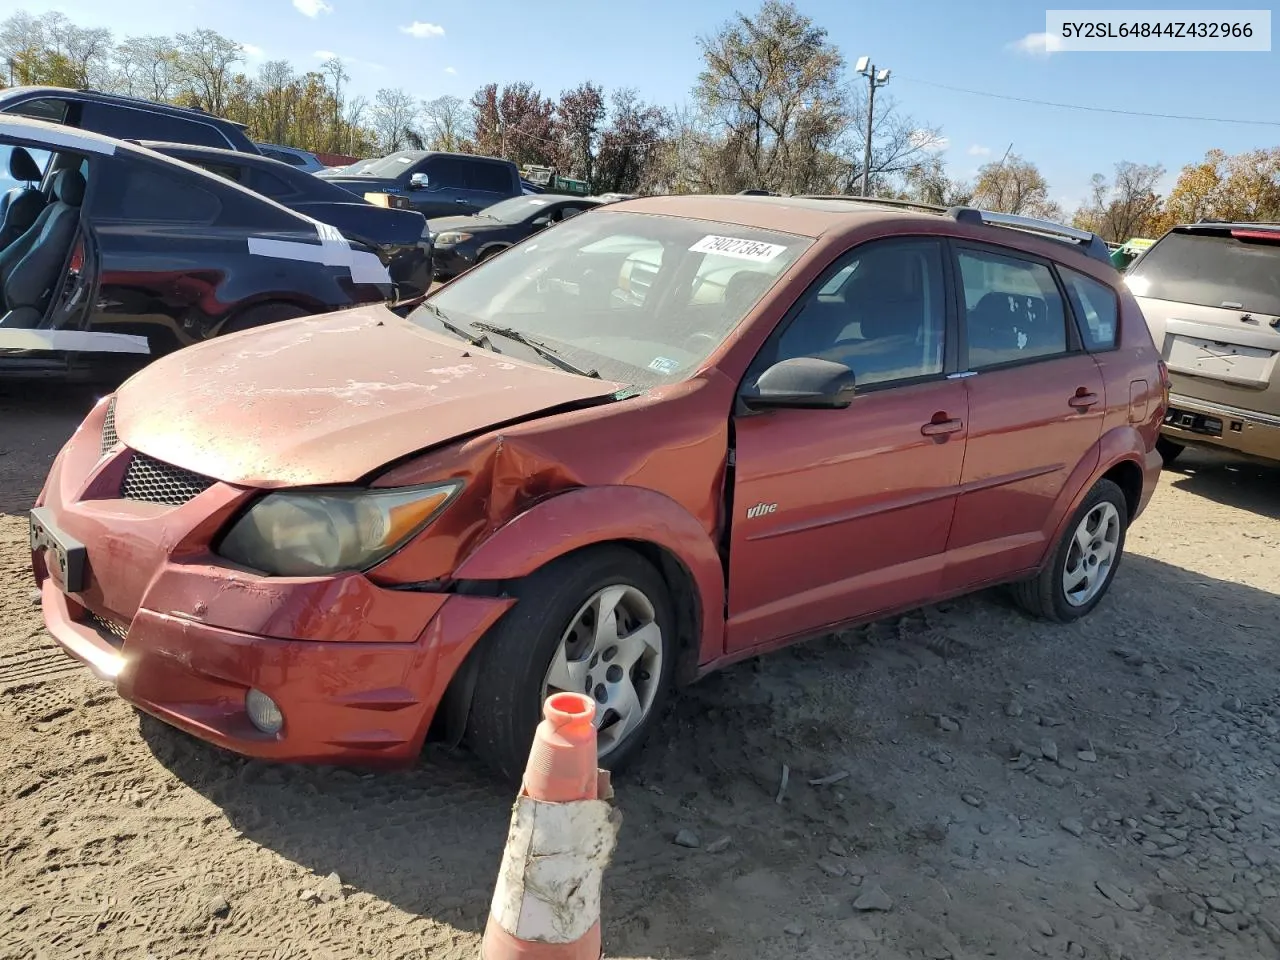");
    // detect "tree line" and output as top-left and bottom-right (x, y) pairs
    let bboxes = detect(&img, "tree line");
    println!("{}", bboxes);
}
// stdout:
(1, 3), (1277, 234)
